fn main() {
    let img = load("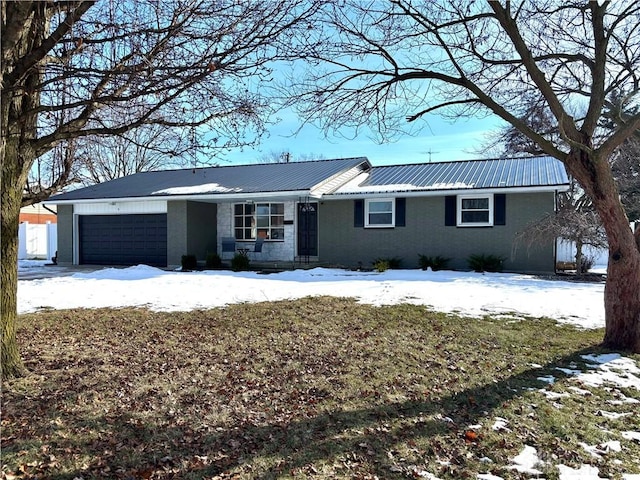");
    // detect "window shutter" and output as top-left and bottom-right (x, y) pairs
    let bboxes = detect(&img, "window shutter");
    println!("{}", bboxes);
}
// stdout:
(354, 199), (364, 227)
(445, 196), (456, 226)
(494, 194), (506, 225)
(395, 198), (406, 226)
